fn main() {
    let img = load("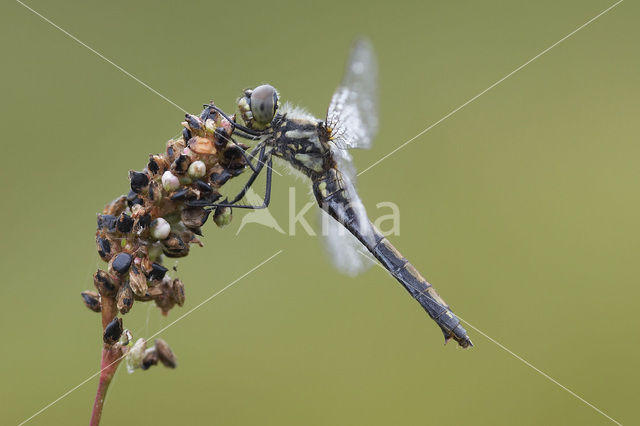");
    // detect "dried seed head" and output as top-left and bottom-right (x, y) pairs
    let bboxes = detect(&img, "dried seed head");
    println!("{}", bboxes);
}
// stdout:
(129, 170), (150, 193)
(161, 233), (189, 258)
(154, 277), (176, 315)
(184, 114), (203, 132)
(188, 136), (216, 155)
(171, 154), (190, 174)
(193, 179), (214, 193)
(154, 339), (177, 368)
(150, 218), (171, 240)
(148, 180), (162, 203)
(81, 291), (101, 312)
(172, 278), (185, 306)
(116, 213), (134, 233)
(181, 207), (210, 229)
(213, 205), (232, 227)
(110, 252), (133, 275)
(116, 282), (134, 314)
(141, 348), (159, 370)
(94, 269), (118, 297)
(129, 264), (148, 297)
(162, 171), (181, 192)
(187, 160), (207, 179)
(149, 262), (168, 281)
(96, 235), (113, 262)
(97, 214), (118, 232)
(103, 317), (123, 345)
